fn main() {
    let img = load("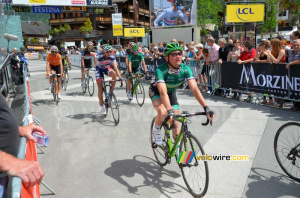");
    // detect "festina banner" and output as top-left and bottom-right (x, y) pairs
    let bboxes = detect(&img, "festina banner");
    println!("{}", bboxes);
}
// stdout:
(32, 6), (61, 13)
(86, 0), (111, 6)
(221, 62), (300, 99)
(12, 0), (86, 6)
